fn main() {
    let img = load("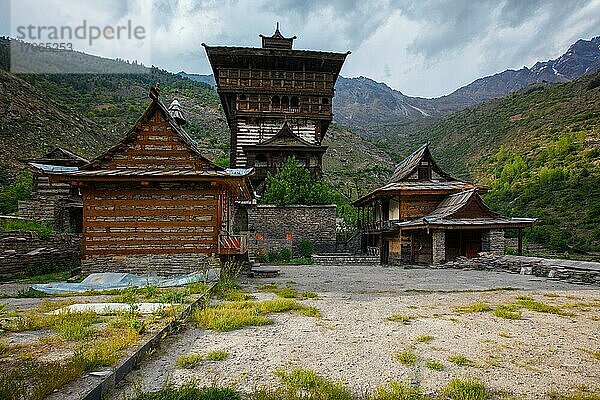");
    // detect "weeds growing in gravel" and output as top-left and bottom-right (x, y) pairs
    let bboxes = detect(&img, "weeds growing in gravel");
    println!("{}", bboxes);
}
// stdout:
(176, 353), (204, 369)
(387, 313), (412, 324)
(448, 354), (475, 367)
(192, 299), (319, 331)
(396, 350), (417, 366)
(493, 304), (522, 320)
(453, 302), (492, 313)
(371, 381), (425, 400)
(442, 378), (490, 400)
(415, 335), (434, 343)
(515, 296), (574, 316)
(176, 350), (229, 368)
(424, 360), (444, 371)
(259, 285), (318, 300)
